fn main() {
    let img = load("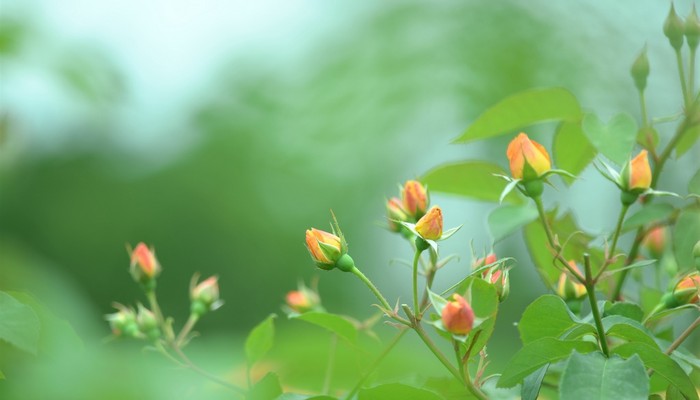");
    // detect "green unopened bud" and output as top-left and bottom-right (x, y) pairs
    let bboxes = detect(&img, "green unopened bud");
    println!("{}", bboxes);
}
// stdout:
(685, 5), (700, 49)
(190, 275), (223, 316)
(106, 304), (140, 338)
(335, 253), (355, 272)
(136, 304), (159, 332)
(664, 4), (685, 51)
(415, 237), (429, 253)
(620, 190), (640, 206)
(523, 179), (544, 198)
(630, 47), (650, 92)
